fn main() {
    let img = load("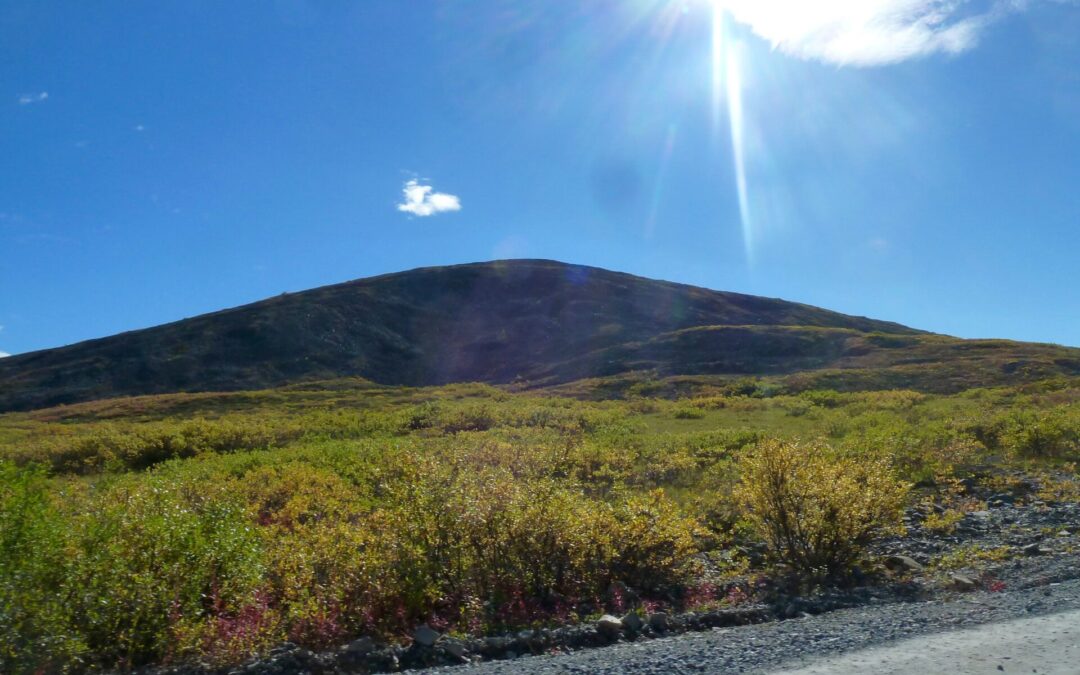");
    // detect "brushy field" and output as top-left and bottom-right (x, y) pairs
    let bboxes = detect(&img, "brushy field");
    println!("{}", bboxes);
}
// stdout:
(1, 376), (1077, 672)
